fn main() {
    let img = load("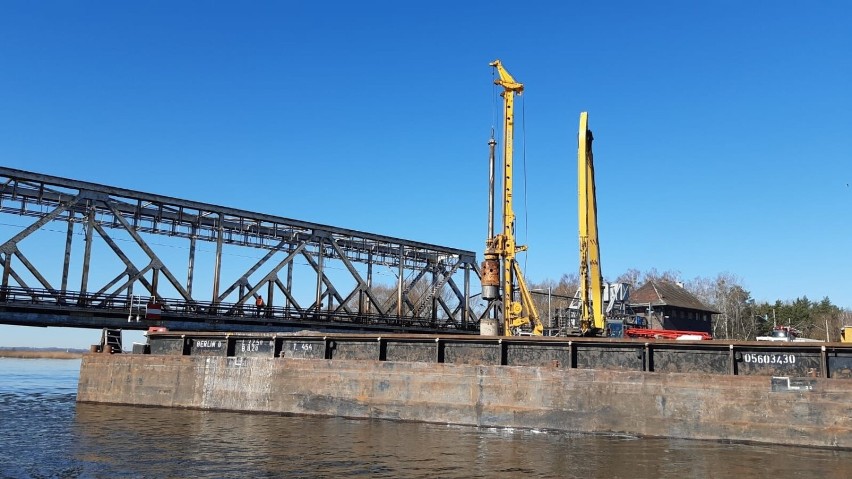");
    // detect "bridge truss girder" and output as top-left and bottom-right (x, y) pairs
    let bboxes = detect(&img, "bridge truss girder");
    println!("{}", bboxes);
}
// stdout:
(0, 167), (483, 331)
